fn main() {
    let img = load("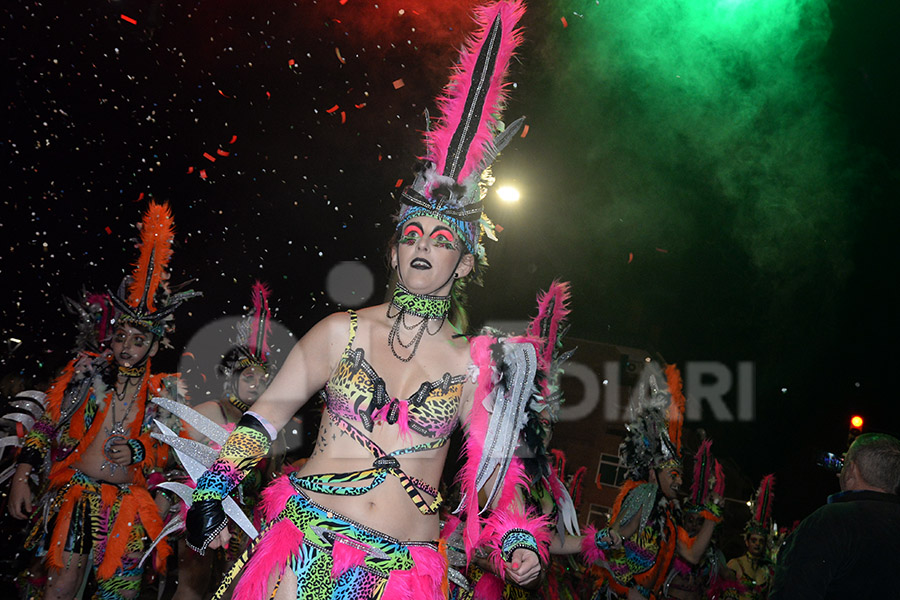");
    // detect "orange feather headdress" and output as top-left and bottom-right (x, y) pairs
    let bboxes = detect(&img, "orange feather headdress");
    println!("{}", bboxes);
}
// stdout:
(109, 201), (200, 339)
